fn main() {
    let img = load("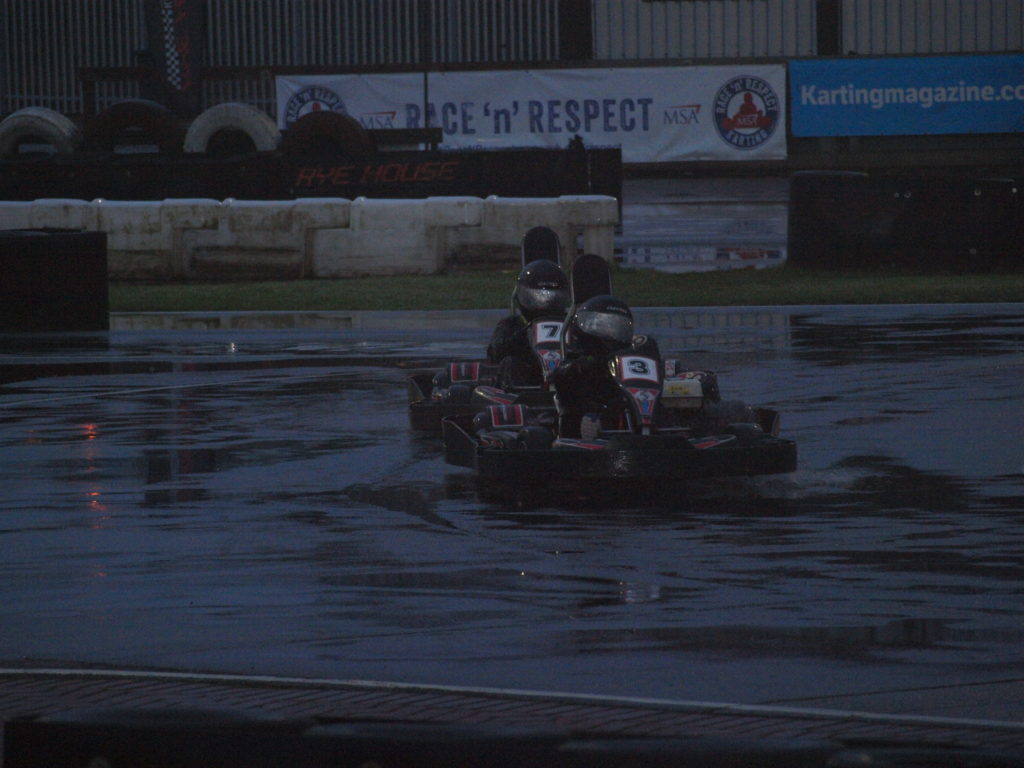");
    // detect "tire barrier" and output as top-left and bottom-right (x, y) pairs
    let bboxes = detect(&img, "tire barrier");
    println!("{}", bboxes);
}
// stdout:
(0, 196), (618, 281)
(0, 107), (82, 160)
(789, 170), (1022, 271)
(0, 229), (108, 331)
(0, 102), (620, 202)
(82, 99), (185, 154)
(183, 102), (281, 155)
(281, 111), (376, 158)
